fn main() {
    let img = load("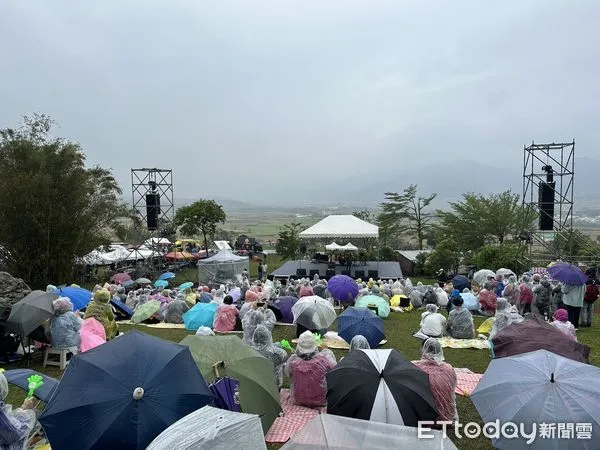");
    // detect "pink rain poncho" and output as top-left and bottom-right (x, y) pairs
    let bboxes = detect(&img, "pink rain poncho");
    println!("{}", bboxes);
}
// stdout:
(478, 282), (497, 315)
(413, 338), (458, 422)
(213, 304), (239, 332)
(284, 331), (337, 407)
(550, 309), (577, 342)
(80, 318), (107, 353)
